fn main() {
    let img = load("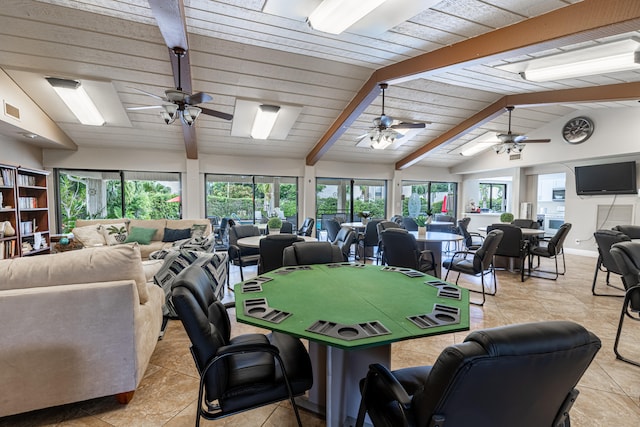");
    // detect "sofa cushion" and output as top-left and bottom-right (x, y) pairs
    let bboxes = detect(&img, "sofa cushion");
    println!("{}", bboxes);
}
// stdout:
(125, 226), (158, 245)
(162, 227), (191, 242)
(72, 224), (106, 247)
(0, 244), (150, 304)
(129, 219), (166, 241)
(166, 219), (211, 236)
(191, 224), (208, 239)
(100, 223), (129, 245)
